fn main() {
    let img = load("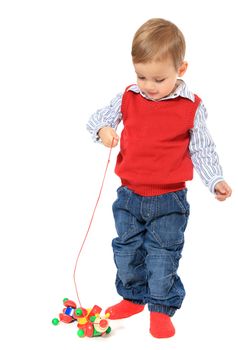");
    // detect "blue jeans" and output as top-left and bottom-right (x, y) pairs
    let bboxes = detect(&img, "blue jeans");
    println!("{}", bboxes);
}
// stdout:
(112, 186), (190, 316)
